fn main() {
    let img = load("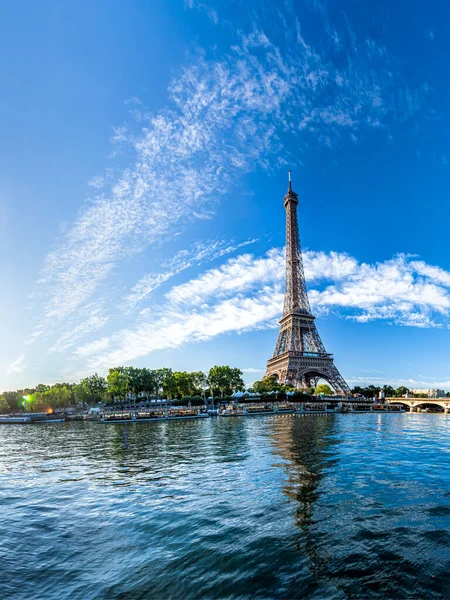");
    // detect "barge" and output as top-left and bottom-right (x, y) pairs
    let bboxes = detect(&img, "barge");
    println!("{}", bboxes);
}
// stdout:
(100, 408), (209, 423)
(0, 414), (66, 424)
